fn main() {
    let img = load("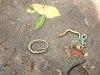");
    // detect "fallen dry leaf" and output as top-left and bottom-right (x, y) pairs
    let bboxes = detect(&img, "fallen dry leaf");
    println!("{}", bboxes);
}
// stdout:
(71, 48), (84, 58)
(32, 4), (60, 18)
(30, 62), (34, 71)
(64, 46), (71, 57)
